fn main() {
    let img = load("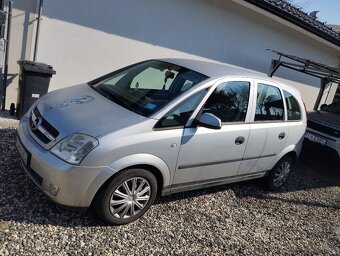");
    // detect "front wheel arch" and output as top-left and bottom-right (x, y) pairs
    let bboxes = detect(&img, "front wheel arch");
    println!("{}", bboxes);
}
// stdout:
(119, 164), (164, 197)
(93, 168), (158, 225)
(91, 164), (164, 207)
